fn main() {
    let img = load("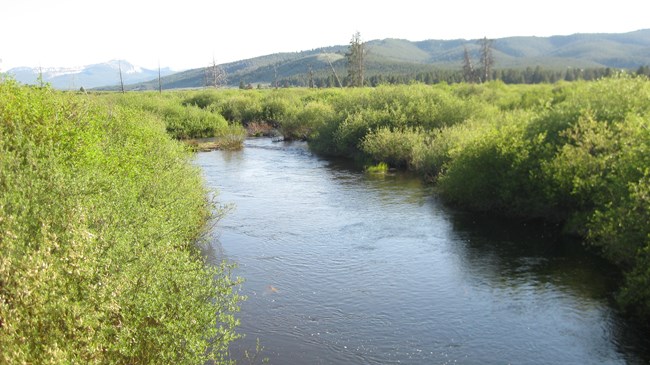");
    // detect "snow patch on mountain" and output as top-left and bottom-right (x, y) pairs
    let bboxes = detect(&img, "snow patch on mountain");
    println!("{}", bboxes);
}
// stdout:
(6, 60), (174, 89)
